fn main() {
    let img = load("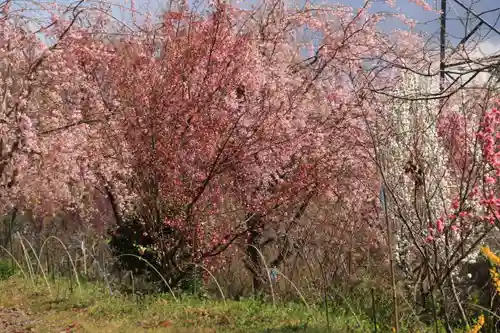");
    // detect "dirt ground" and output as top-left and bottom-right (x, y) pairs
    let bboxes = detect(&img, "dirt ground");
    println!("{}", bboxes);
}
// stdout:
(0, 307), (37, 333)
